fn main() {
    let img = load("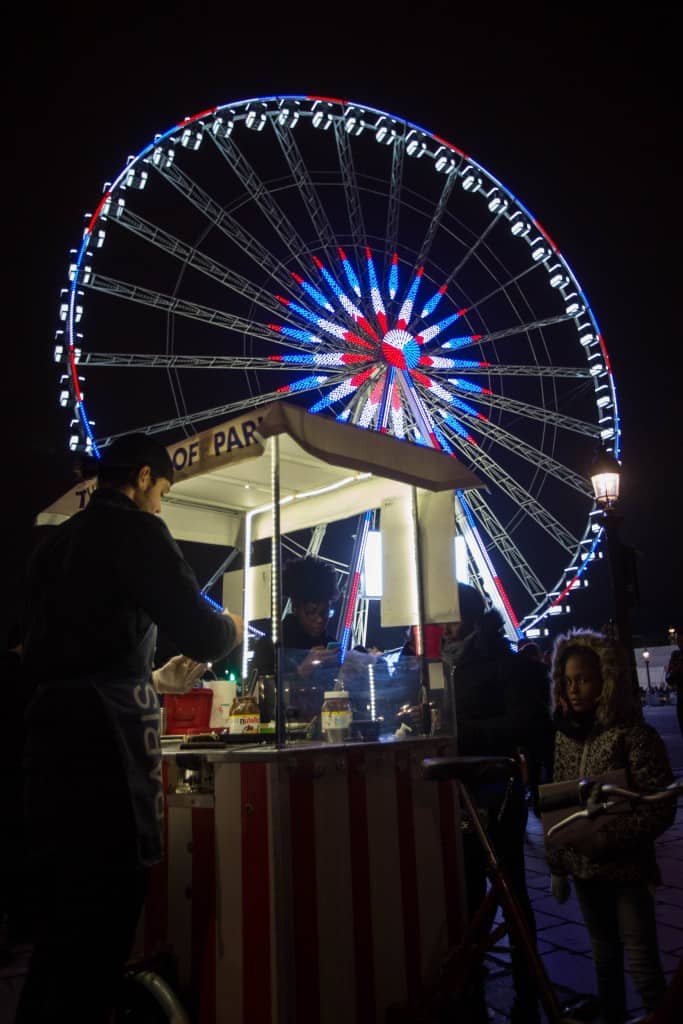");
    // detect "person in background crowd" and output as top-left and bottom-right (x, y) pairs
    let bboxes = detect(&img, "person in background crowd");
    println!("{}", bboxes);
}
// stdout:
(665, 626), (683, 737)
(16, 433), (243, 1024)
(441, 584), (552, 1024)
(517, 639), (553, 814)
(547, 629), (675, 1024)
